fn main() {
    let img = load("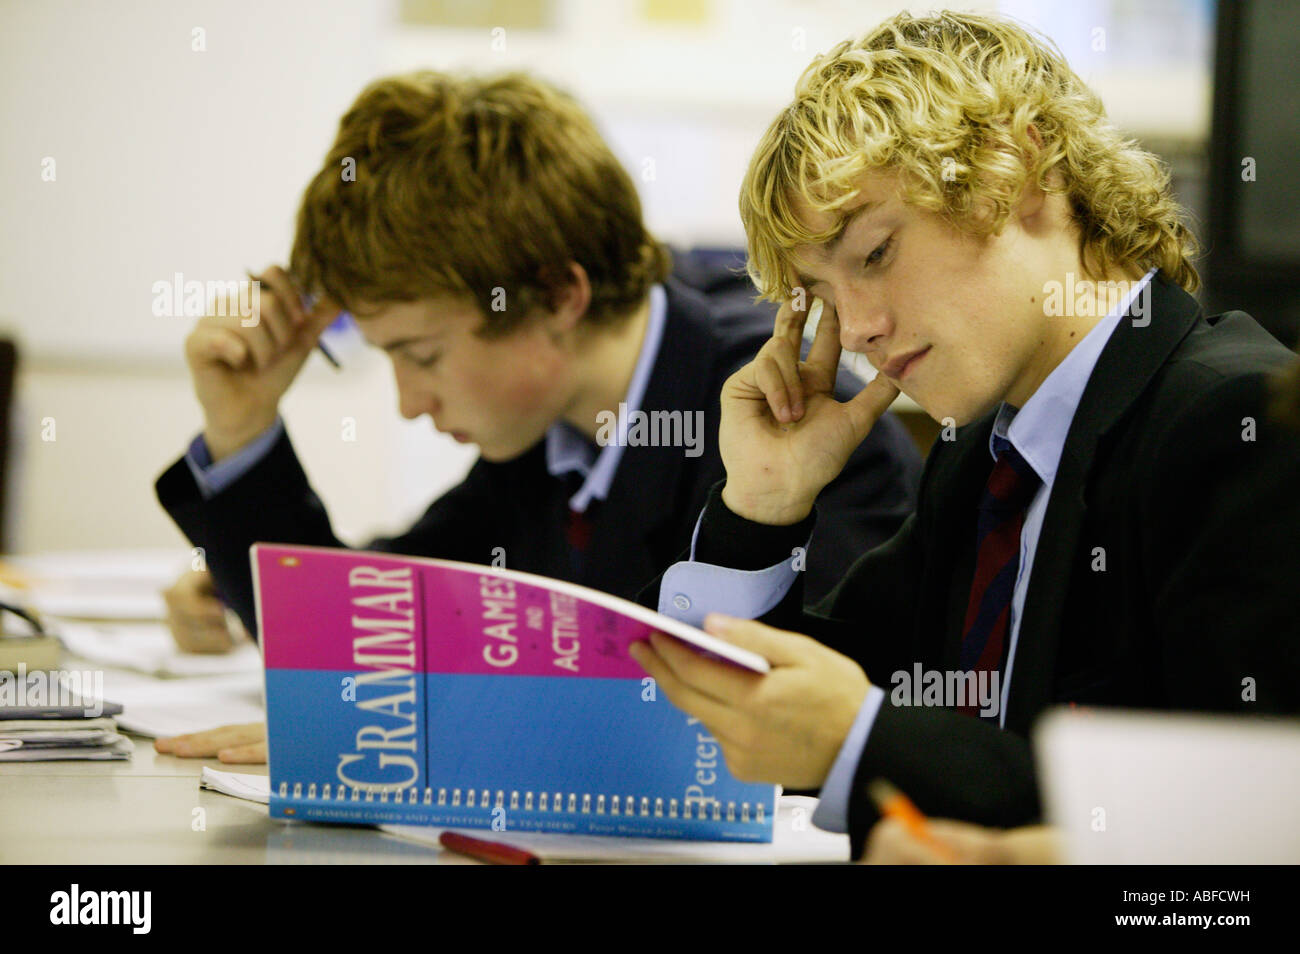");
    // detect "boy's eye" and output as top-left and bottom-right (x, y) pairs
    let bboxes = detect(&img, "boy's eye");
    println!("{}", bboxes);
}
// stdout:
(864, 236), (893, 269)
(409, 351), (441, 368)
